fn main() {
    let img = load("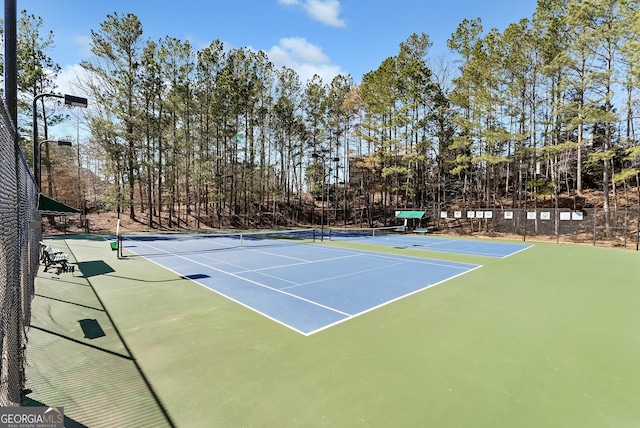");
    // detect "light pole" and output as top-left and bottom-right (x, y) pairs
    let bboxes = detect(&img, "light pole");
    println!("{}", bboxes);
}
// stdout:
(312, 153), (339, 241)
(33, 93), (88, 189)
(38, 140), (72, 192)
